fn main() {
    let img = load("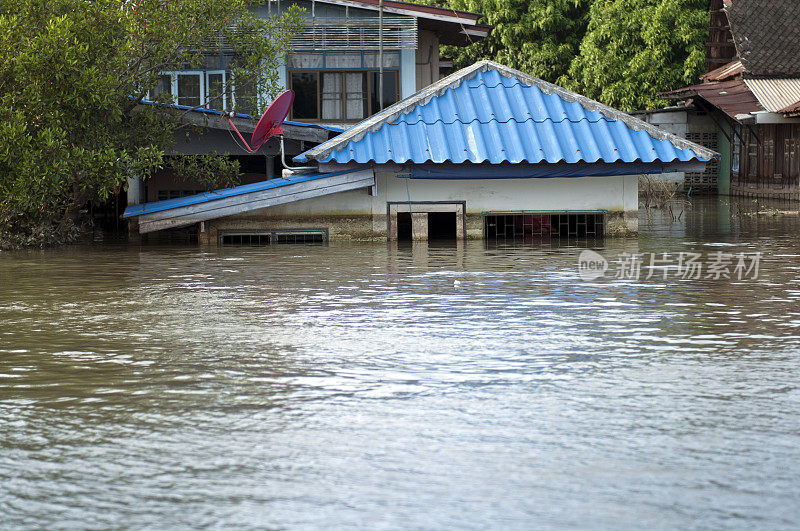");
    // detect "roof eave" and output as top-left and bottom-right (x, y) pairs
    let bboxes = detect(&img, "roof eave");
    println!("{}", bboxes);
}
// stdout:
(311, 0), (483, 25)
